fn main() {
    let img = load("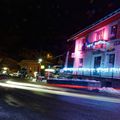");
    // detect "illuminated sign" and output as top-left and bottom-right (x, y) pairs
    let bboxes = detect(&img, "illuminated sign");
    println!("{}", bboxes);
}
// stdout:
(86, 40), (108, 50)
